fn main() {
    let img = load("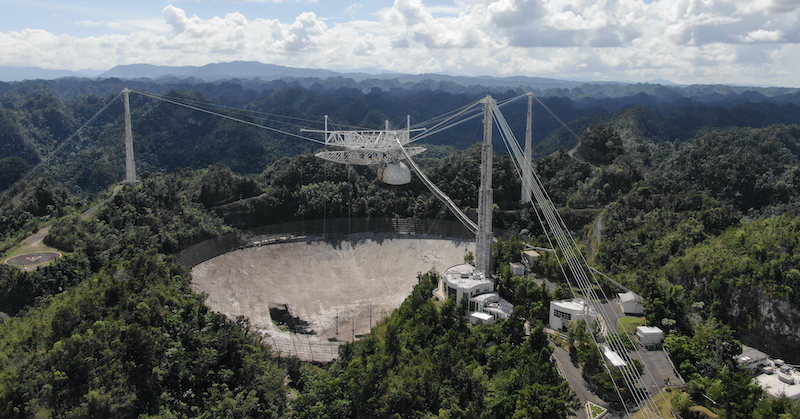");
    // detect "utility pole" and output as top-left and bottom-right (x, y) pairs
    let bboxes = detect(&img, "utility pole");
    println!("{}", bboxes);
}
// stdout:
(522, 92), (533, 203)
(122, 88), (137, 184)
(476, 95), (495, 277)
